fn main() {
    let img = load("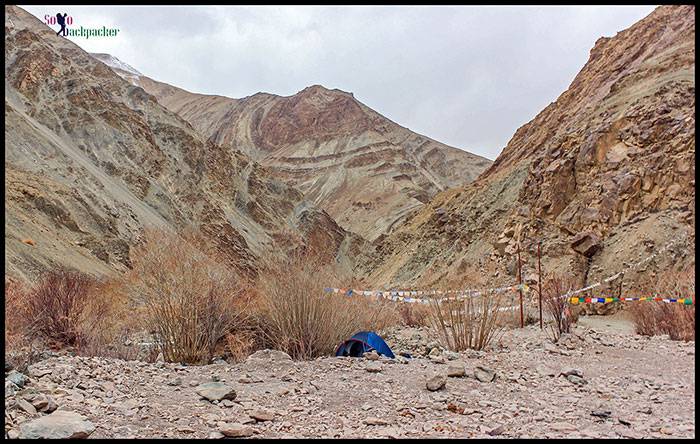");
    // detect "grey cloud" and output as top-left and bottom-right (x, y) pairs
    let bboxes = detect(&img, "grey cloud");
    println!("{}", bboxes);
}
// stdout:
(22, 5), (657, 159)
